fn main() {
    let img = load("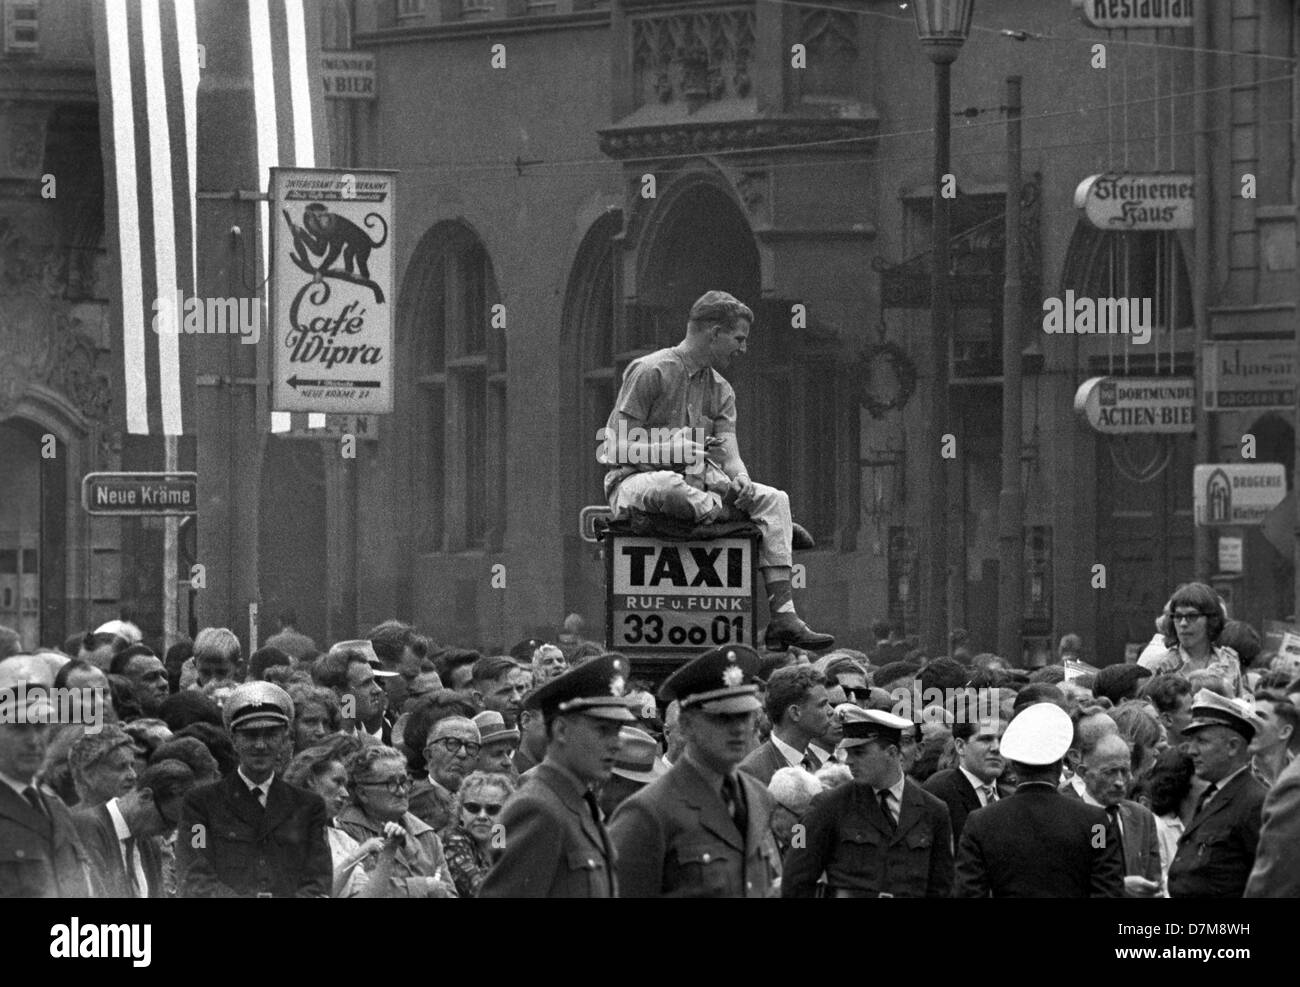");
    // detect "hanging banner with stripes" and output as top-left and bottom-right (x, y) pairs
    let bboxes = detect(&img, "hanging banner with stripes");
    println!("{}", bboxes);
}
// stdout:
(93, 0), (330, 435)
(92, 0), (199, 436)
